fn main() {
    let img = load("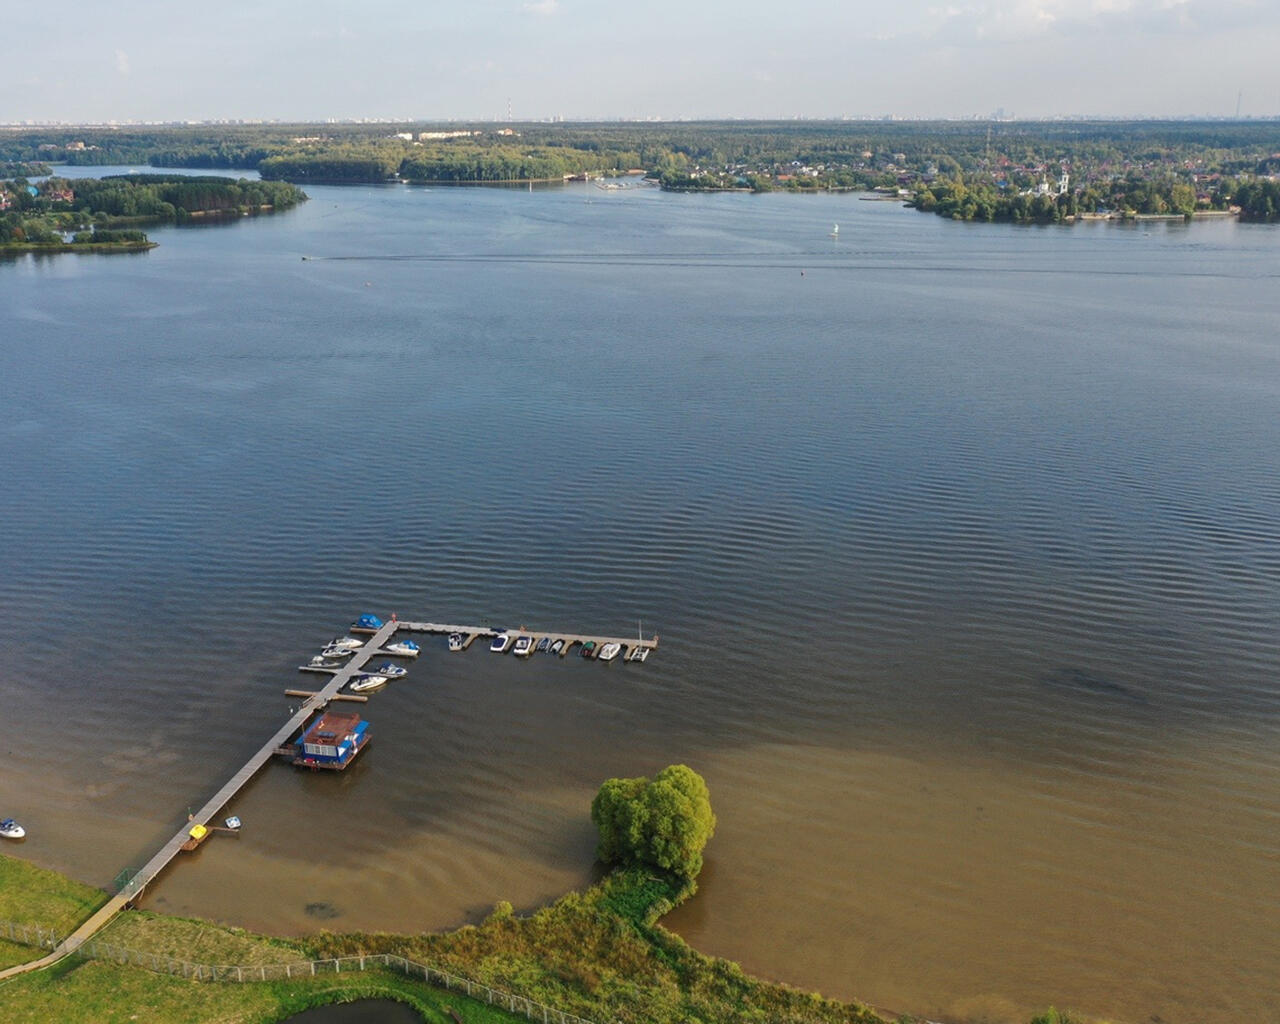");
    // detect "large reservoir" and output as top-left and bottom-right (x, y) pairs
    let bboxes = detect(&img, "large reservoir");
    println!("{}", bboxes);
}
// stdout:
(1, 176), (1276, 1024)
